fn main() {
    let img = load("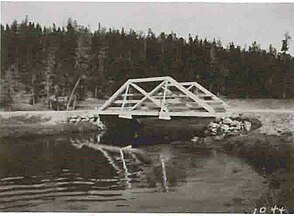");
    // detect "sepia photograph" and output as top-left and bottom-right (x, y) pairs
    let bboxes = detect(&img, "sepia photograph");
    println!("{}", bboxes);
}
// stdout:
(0, 1), (293, 213)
